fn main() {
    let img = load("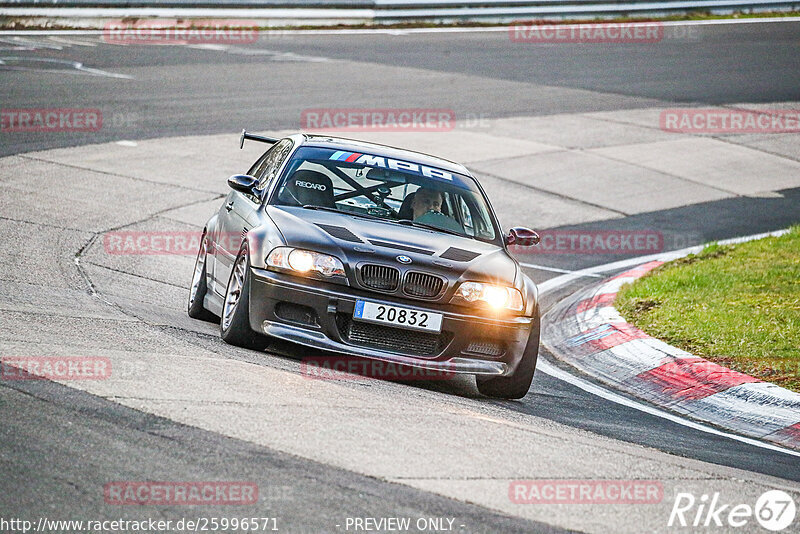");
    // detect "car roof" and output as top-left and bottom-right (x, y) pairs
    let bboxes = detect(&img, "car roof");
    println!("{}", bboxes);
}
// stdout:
(294, 133), (471, 176)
